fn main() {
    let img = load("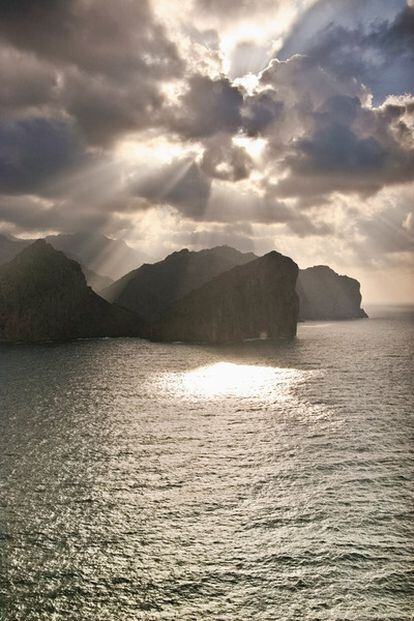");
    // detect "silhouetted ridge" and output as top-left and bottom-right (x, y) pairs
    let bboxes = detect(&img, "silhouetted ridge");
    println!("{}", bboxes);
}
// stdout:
(144, 251), (299, 344)
(102, 245), (257, 320)
(0, 233), (117, 293)
(0, 240), (141, 343)
(297, 265), (368, 320)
